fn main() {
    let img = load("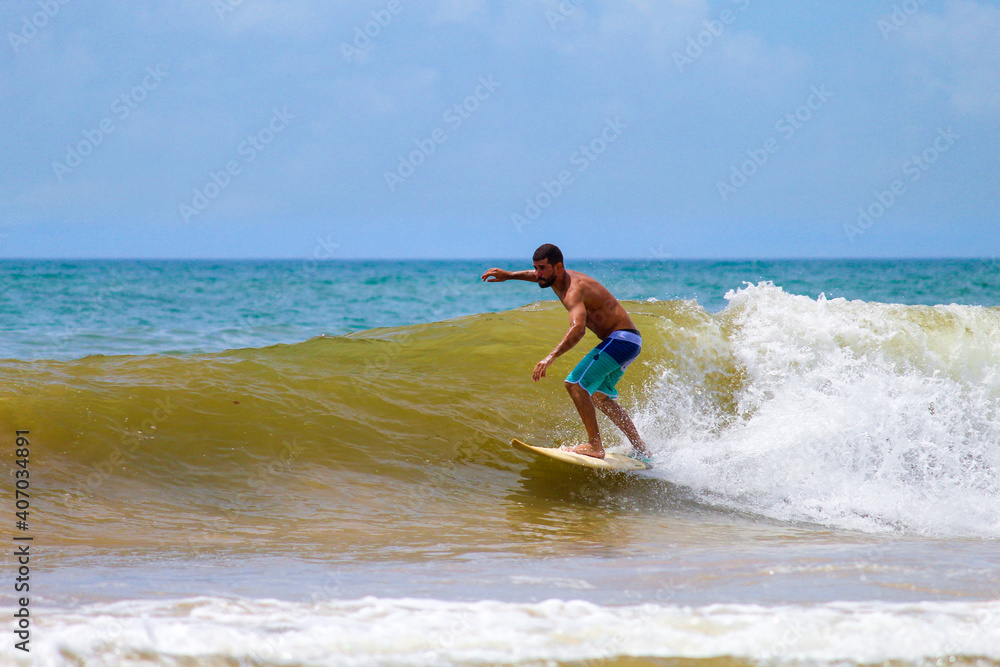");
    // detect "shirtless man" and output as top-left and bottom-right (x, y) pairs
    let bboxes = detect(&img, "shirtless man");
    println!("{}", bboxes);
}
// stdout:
(481, 243), (651, 460)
